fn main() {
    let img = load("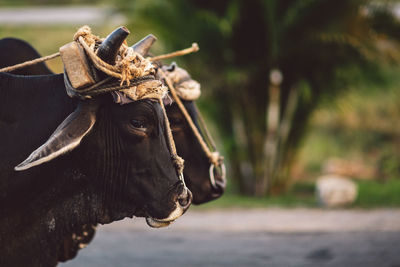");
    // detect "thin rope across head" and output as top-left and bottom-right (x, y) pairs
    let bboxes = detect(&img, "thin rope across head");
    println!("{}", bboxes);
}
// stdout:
(0, 52), (60, 73)
(70, 27), (186, 181)
(158, 68), (223, 167)
(0, 25), (199, 77)
(0, 25), (188, 180)
(75, 37), (154, 86)
(158, 98), (185, 183)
